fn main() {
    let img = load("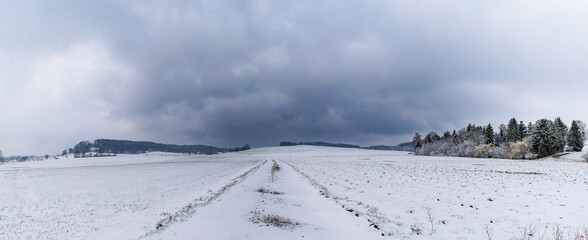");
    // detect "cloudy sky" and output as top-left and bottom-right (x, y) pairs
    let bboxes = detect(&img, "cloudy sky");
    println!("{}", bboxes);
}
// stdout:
(1, 1), (588, 155)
